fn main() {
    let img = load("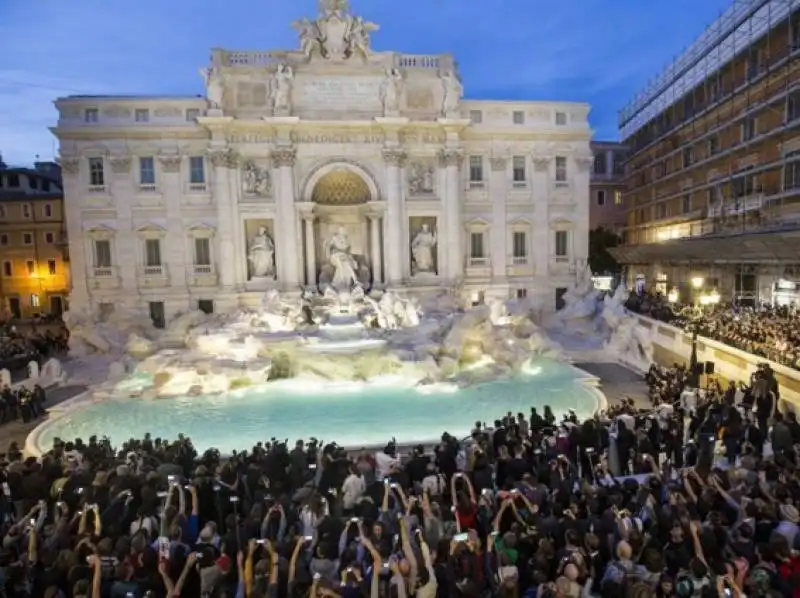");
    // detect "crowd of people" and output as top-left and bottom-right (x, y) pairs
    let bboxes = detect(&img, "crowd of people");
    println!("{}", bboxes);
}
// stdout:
(0, 324), (68, 373)
(626, 293), (800, 371)
(2, 367), (800, 598)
